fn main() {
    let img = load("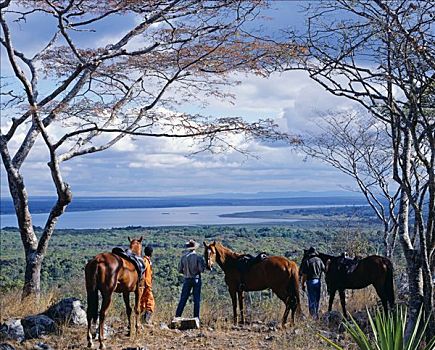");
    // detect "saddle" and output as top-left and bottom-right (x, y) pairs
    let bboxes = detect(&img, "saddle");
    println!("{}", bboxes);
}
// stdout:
(112, 247), (146, 280)
(337, 255), (360, 275)
(236, 252), (268, 273)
